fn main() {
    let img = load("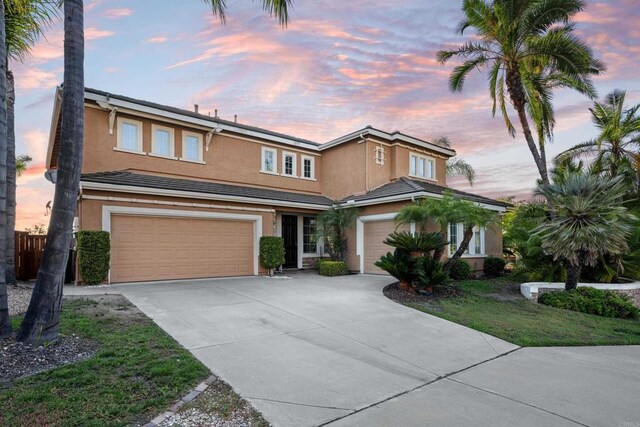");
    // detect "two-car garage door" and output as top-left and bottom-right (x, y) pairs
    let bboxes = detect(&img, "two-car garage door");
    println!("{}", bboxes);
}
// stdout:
(109, 214), (255, 283)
